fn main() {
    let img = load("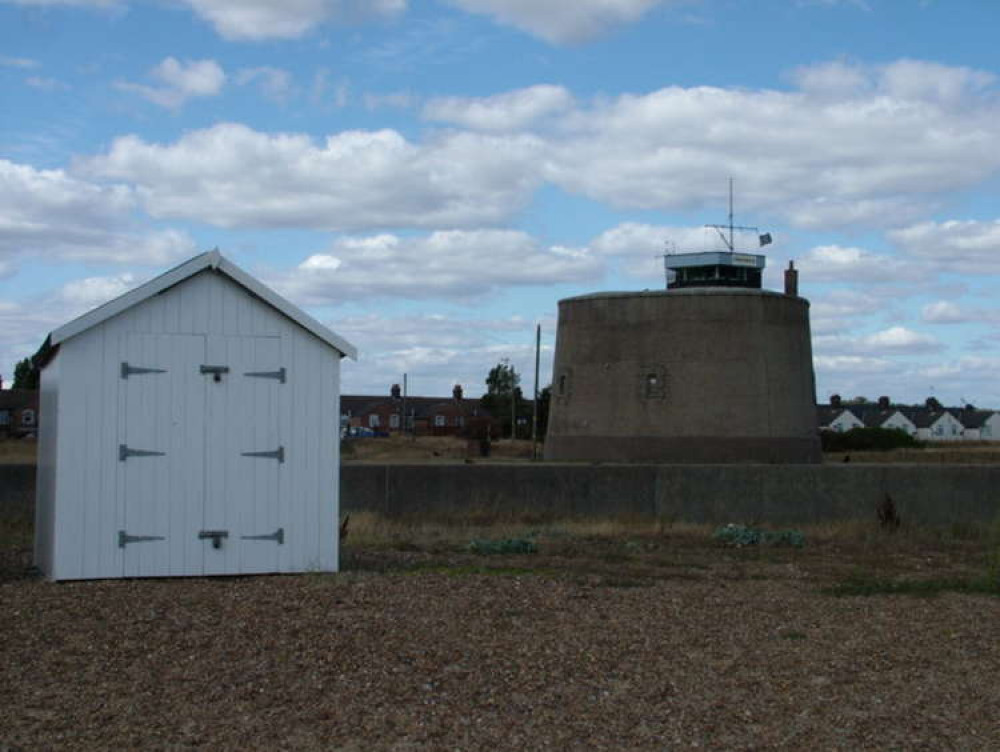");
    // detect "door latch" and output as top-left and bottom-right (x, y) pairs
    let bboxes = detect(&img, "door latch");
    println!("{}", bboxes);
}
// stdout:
(199, 365), (230, 382)
(198, 530), (229, 549)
